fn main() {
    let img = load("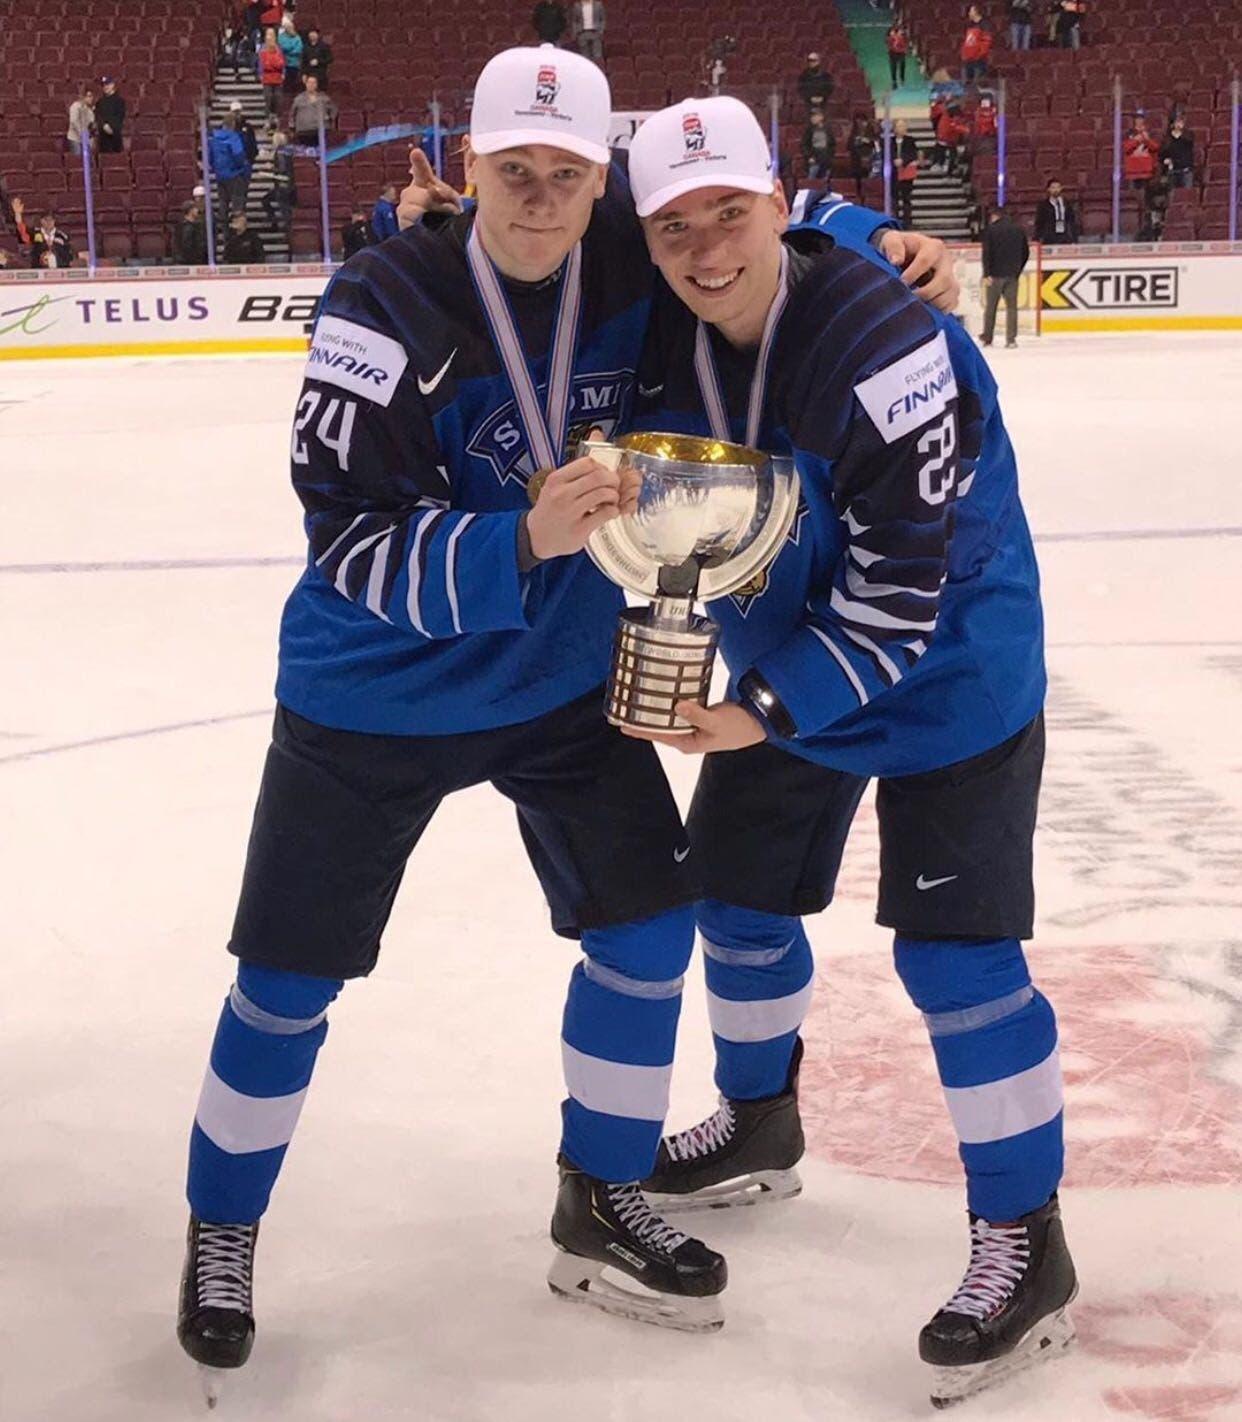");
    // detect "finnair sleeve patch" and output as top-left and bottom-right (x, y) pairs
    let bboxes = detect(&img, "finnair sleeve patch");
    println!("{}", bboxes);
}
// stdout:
(854, 331), (957, 444)
(305, 315), (408, 408)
